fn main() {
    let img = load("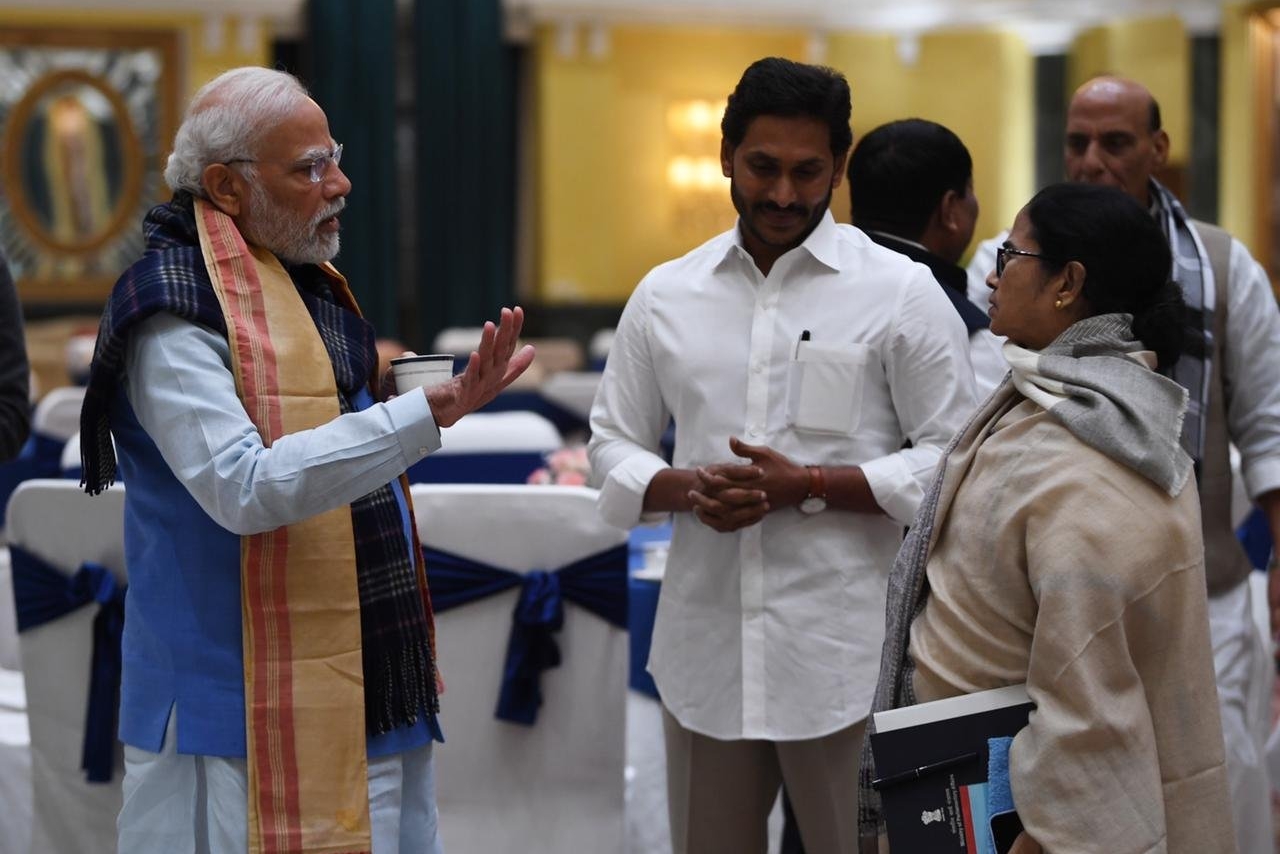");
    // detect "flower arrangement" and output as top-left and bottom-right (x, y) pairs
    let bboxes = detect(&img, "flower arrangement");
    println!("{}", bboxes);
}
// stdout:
(526, 445), (591, 486)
